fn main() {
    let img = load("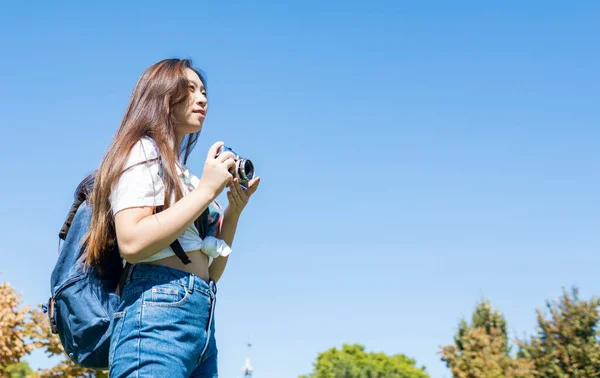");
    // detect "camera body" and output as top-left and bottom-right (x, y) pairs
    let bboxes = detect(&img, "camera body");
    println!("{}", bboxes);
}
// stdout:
(217, 145), (255, 189)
